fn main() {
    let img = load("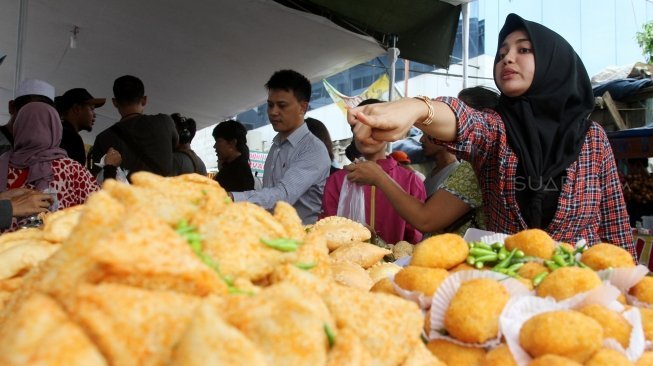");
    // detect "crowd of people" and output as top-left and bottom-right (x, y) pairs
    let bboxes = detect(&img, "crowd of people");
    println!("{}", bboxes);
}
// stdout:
(0, 13), (638, 257)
